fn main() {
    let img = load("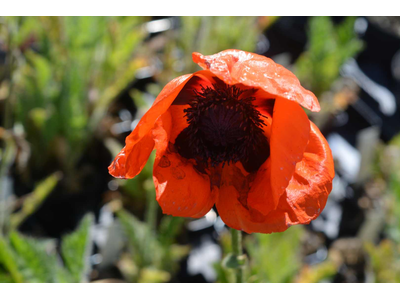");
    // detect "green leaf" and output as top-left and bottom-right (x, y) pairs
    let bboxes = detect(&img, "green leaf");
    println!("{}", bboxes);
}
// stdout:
(245, 226), (304, 283)
(8, 231), (59, 283)
(0, 236), (24, 283)
(26, 51), (52, 92)
(61, 214), (94, 282)
(117, 209), (162, 269)
(10, 172), (62, 229)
